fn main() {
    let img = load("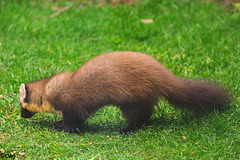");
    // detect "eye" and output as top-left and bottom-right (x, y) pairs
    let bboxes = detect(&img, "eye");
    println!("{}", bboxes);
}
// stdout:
(40, 96), (43, 105)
